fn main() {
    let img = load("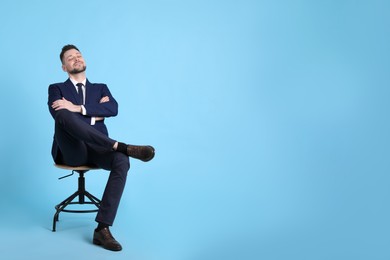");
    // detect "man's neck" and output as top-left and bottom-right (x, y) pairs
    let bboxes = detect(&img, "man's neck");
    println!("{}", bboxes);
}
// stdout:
(68, 72), (86, 83)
